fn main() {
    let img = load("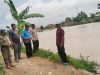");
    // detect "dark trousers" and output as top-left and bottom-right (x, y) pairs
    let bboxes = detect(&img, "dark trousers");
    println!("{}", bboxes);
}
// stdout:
(13, 43), (21, 60)
(57, 45), (68, 63)
(32, 40), (39, 53)
(24, 42), (33, 58)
